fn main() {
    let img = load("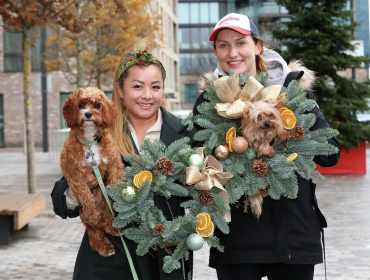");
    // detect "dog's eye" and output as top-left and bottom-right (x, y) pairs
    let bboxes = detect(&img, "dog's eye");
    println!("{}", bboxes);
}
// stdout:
(78, 103), (84, 108)
(257, 115), (262, 121)
(94, 103), (100, 109)
(269, 113), (273, 117)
